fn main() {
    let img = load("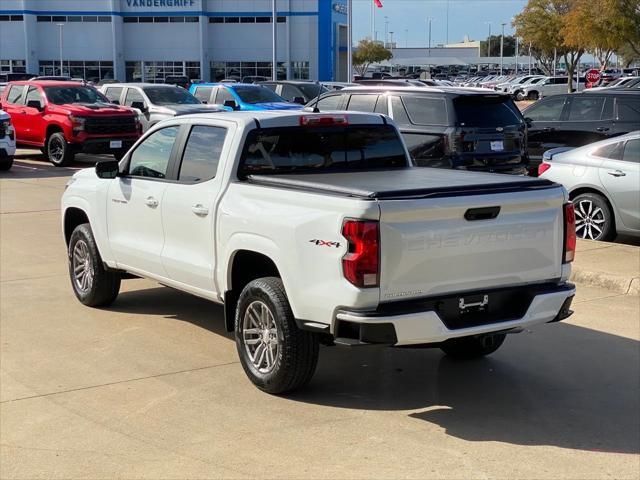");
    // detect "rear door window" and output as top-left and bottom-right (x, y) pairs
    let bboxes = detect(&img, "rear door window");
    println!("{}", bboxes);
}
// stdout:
(178, 126), (227, 182)
(402, 96), (447, 125)
(616, 97), (640, 122)
(214, 87), (234, 104)
(525, 96), (566, 122)
(567, 97), (605, 121)
(593, 141), (624, 160)
(124, 88), (145, 107)
(390, 96), (411, 125)
(454, 96), (523, 127)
